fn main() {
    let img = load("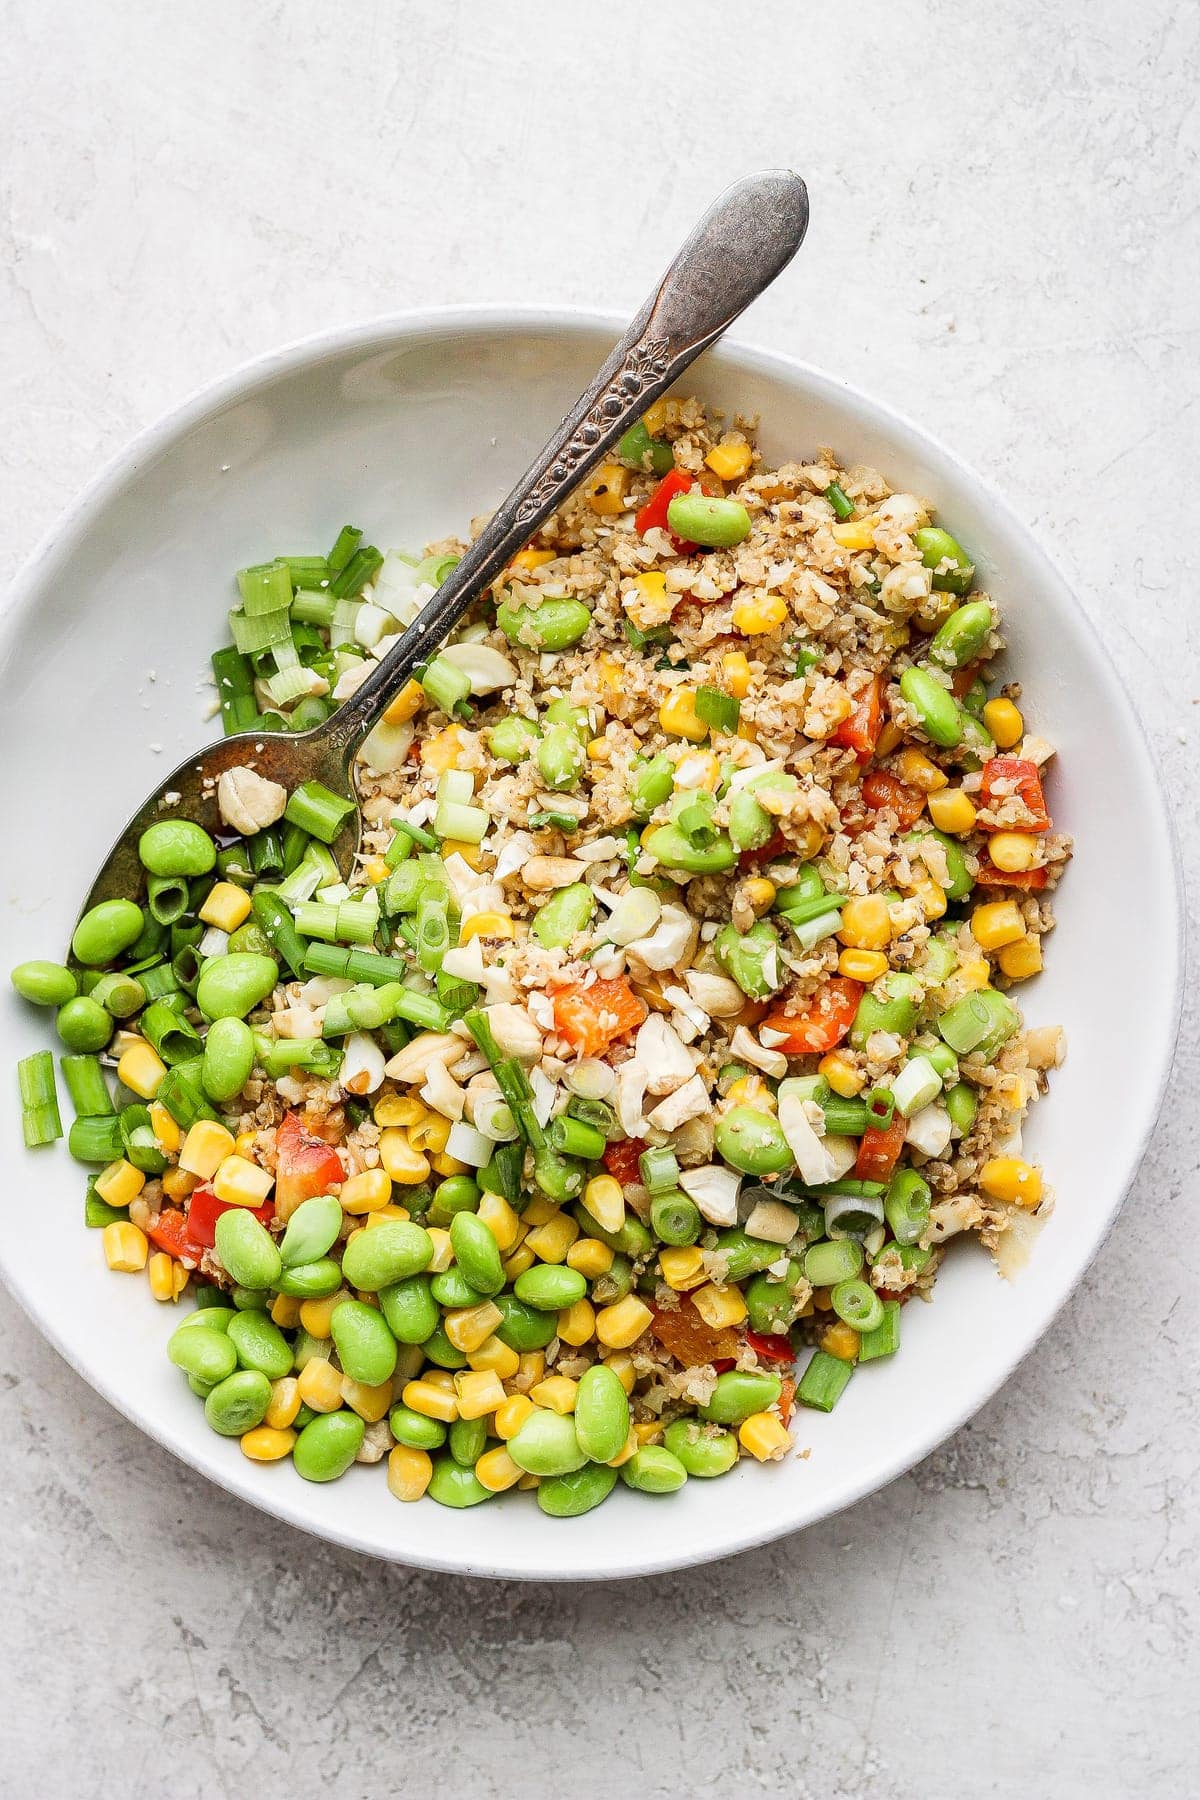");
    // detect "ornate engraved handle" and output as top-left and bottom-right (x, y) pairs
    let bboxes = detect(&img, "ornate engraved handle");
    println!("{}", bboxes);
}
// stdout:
(328, 169), (809, 759)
